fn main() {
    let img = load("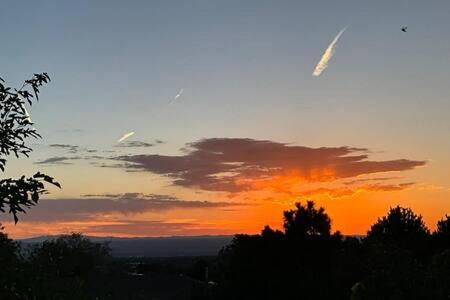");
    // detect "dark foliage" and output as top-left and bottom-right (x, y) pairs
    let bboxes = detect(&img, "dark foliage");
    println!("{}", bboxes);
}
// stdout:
(215, 202), (450, 300)
(0, 74), (60, 223)
(0, 203), (449, 299)
(23, 233), (111, 299)
(0, 225), (21, 299)
(284, 200), (332, 239)
(433, 215), (450, 251)
(424, 249), (450, 299)
(366, 206), (430, 258)
(217, 201), (351, 300)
